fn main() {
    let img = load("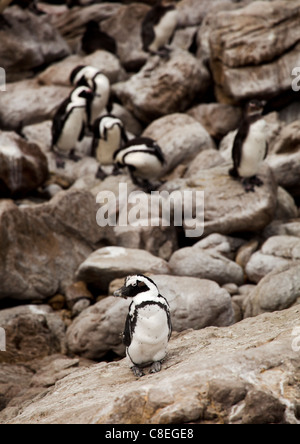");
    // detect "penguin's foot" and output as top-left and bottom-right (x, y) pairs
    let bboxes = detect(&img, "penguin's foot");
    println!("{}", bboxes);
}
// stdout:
(69, 150), (81, 163)
(242, 178), (255, 193)
(250, 175), (264, 187)
(149, 361), (162, 374)
(96, 167), (108, 181)
(112, 164), (122, 176)
(55, 156), (65, 169)
(131, 366), (145, 378)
